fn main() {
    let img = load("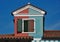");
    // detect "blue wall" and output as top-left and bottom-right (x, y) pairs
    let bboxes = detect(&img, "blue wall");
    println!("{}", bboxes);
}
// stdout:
(27, 8), (44, 38)
(28, 16), (43, 38)
(29, 8), (41, 15)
